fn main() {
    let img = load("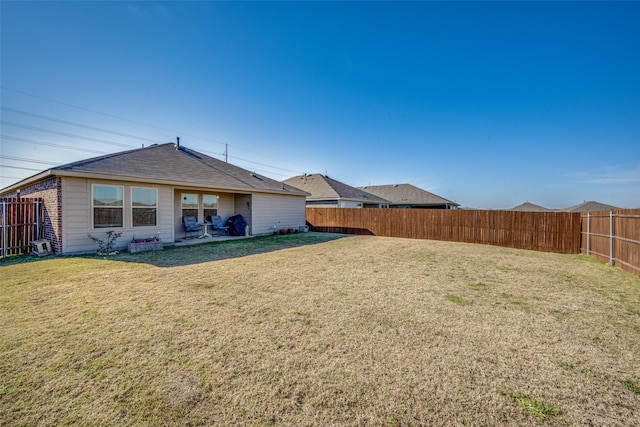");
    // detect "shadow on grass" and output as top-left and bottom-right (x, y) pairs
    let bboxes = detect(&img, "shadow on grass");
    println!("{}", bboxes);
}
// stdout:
(0, 232), (349, 268)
